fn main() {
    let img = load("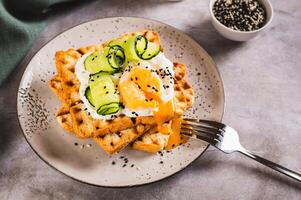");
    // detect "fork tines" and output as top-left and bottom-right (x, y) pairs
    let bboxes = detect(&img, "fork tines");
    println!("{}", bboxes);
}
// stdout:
(181, 118), (225, 144)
